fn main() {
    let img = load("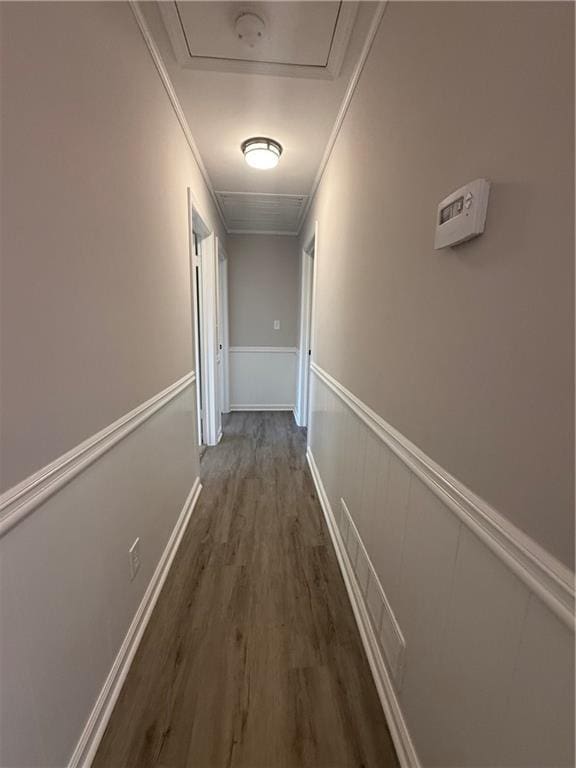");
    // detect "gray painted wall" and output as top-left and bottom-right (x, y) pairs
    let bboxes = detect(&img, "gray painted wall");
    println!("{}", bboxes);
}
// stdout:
(228, 234), (300, 348)
(301, 0), (574, 567)
(0, 1), (225, 491)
